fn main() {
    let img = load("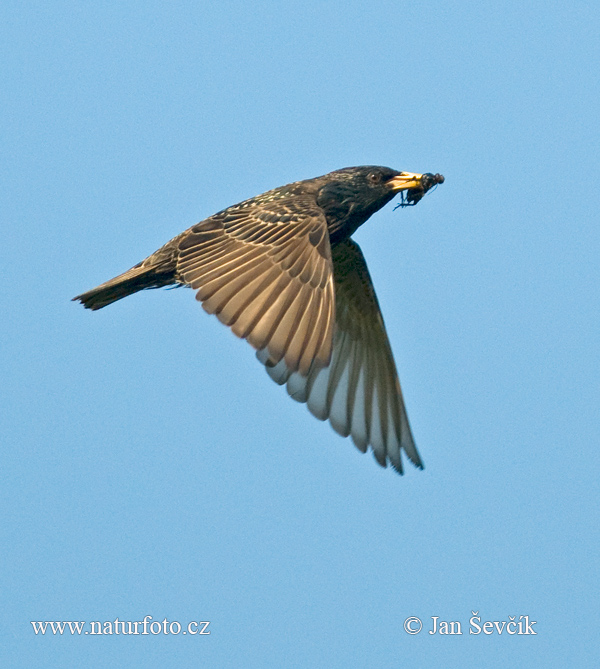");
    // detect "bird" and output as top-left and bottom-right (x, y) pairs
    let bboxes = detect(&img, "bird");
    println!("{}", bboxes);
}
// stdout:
(73, 166), (444, 474)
